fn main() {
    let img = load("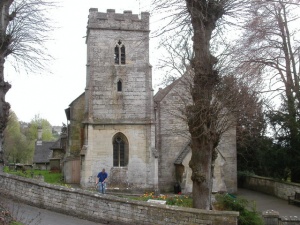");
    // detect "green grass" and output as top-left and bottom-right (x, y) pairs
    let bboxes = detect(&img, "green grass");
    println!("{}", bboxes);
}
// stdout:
(4, 167), (63, 184)
(127, 192), (193, 207)
(36, 170), (63, 184)
(10, 221), (23, 225)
